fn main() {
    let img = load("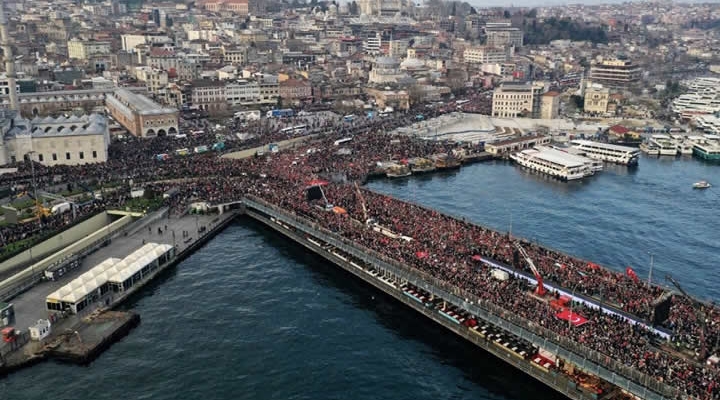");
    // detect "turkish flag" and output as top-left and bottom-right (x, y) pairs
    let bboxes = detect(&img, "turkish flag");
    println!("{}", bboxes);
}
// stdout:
(556, 309), (589, 326)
